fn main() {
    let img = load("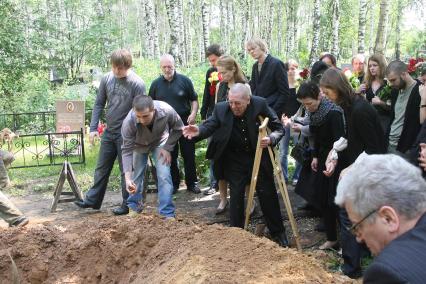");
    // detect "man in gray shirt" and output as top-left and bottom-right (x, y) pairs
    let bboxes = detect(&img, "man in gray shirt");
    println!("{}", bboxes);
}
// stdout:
(386, 60), (422, 157)
(121, 96), (183, 217)
(75, 49), (146, 215)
